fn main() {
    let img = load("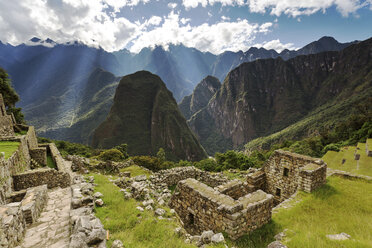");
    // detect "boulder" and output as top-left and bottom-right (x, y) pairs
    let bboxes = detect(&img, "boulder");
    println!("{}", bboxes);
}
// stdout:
(201, 230), (214, 244)
(211, 233), (224, 243)
(95, 199), (104, 207)
(111, 239), (124, 248)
